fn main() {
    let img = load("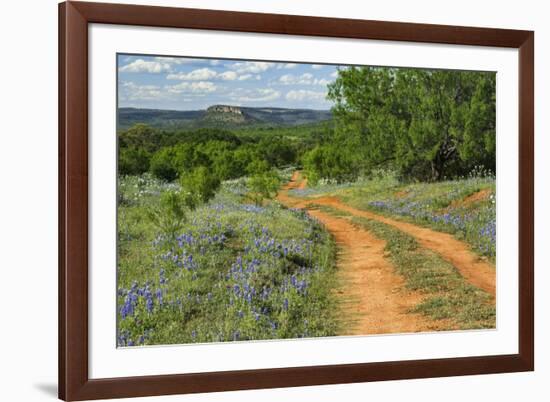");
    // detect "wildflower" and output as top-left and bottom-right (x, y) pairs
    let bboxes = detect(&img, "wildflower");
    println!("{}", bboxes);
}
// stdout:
(155, 288), (163, 306)
(144, 288), (154, 313)
(120, 294), (135, 319)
